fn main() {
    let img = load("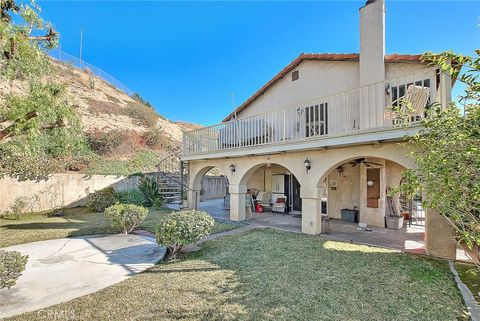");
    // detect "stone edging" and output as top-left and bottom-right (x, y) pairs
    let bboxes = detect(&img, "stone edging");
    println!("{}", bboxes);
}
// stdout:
(448, 261), (479, 321)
